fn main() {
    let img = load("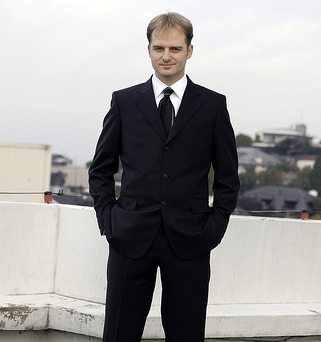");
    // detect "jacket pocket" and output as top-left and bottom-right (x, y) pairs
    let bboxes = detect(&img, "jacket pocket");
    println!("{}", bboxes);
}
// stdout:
(117, 196), (137, 210)
(191, 199), (212, 213)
